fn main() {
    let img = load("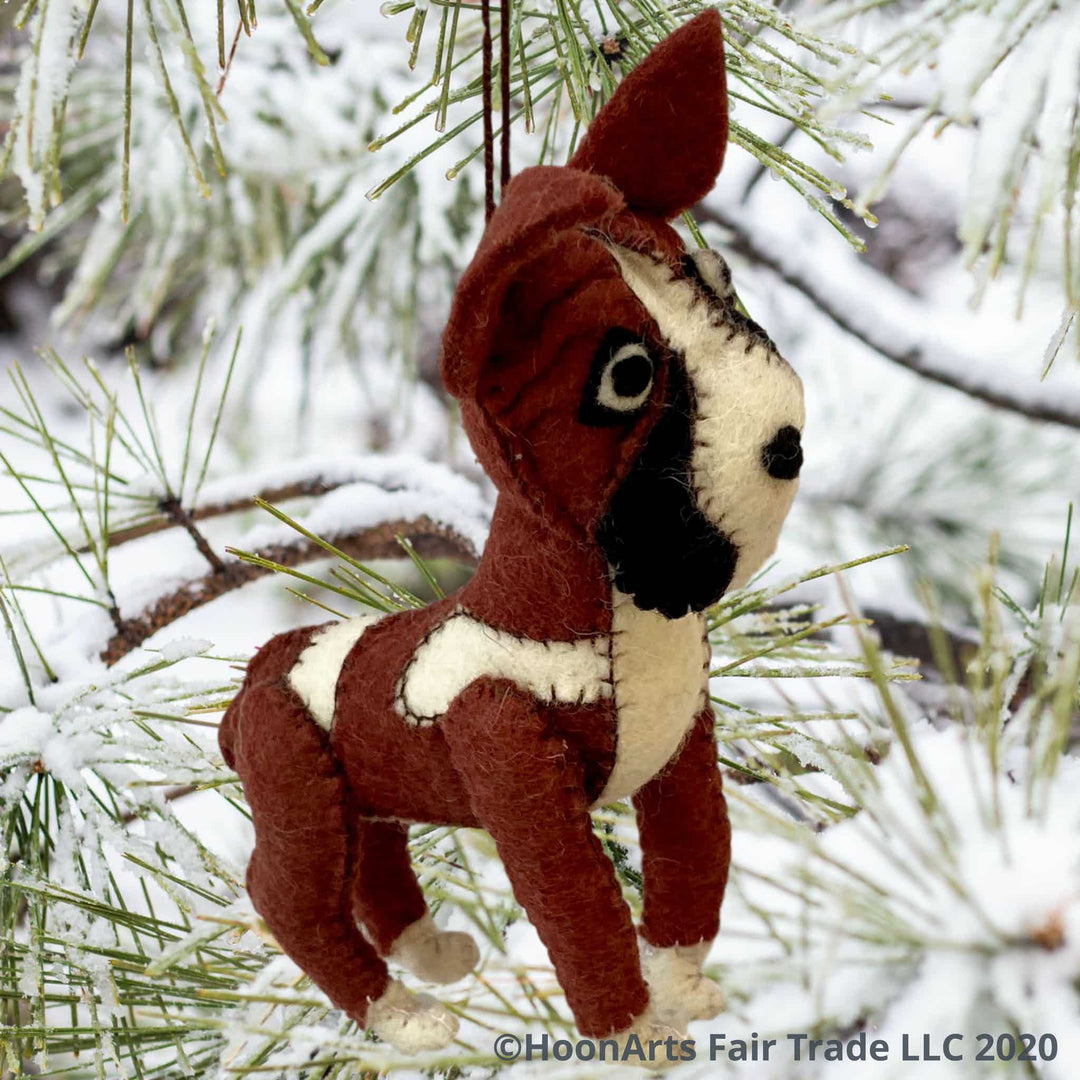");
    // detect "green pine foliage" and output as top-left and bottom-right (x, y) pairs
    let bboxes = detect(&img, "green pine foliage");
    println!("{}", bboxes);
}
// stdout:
(1, 1), (1079, 1076)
